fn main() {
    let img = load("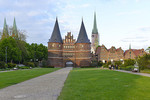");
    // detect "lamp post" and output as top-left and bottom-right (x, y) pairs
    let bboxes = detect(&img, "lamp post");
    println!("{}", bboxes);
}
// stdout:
(5, 46), (7, 64)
